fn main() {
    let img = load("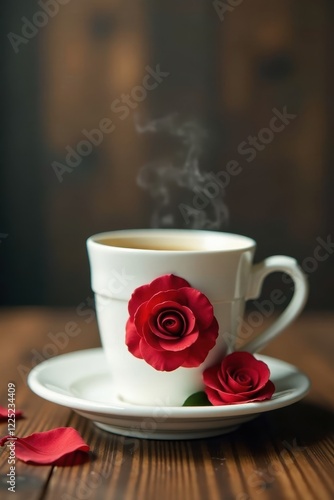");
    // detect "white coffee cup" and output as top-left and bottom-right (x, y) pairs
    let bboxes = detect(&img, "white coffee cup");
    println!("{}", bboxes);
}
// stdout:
(87, 229), (308, 406)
